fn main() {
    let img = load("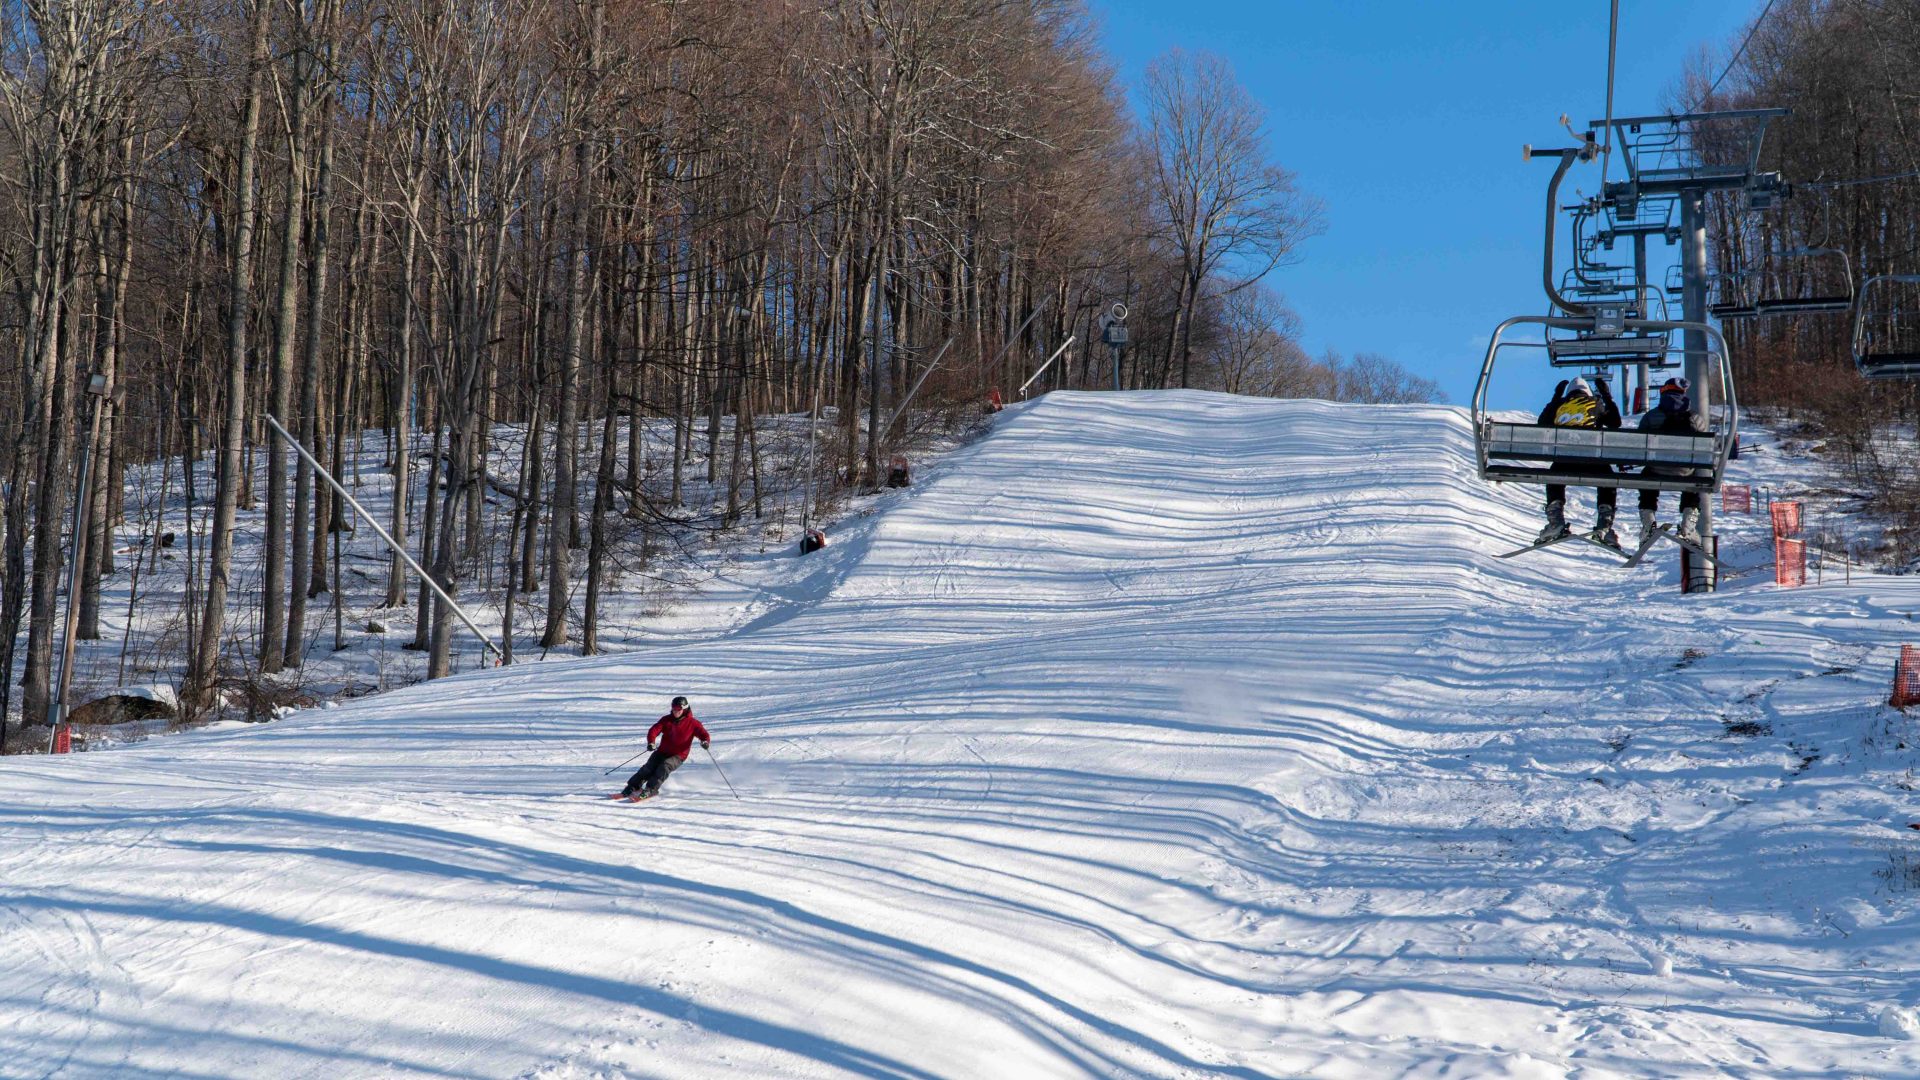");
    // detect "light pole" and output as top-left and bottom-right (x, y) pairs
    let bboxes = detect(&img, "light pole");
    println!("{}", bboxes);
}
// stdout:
(1100, 302), (1129, 391)
(48, 372), (111, 753)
